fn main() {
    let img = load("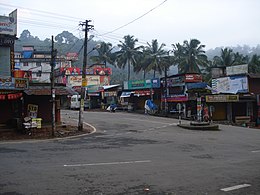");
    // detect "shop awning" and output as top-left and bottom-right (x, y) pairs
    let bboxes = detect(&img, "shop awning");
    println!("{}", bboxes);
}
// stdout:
(24, 86), (77, 96)
(120, 91), (133, 98)
(103, 84), (120, 90)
